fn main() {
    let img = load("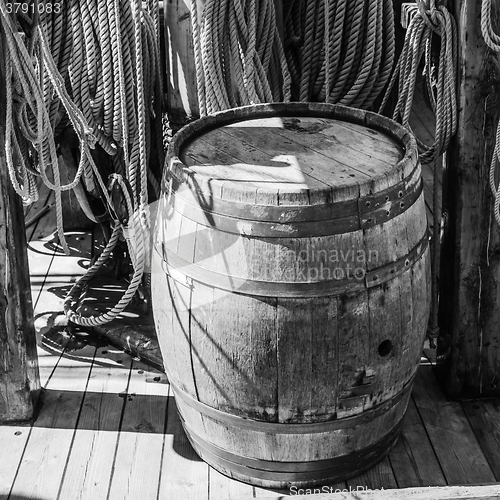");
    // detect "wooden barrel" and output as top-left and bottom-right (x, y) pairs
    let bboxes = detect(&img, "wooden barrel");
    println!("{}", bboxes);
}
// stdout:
(151, 102), (430, 488)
